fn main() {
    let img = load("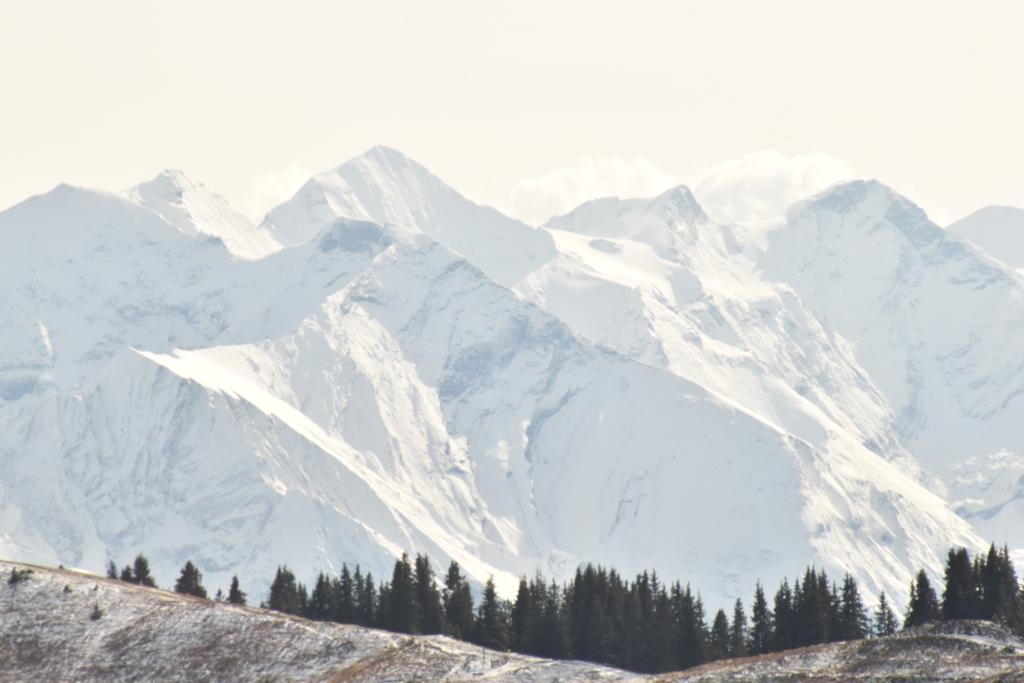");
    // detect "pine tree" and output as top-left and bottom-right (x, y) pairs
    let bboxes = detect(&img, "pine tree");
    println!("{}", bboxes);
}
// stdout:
(730, 598), (748, 657)
(387, 553), (420, 633)
(354, 569), (376, 626)
(674, 582), (706, 669)
(268, 565), (303, 615)
(173, 560), (207, 598)
(442, 561), (474, 640)
(308, 571), (333, 620)
(772, 579), (794, 651)
(333, 564), (355, 623)
(749, 581), (773, 655)
(873, 590), (898, 637)
(227, 575), (246, 605)
(837, 574), (868, 641)
(904, 569), (940, 628)
(119, 565), (134, 582)
(105, 561), (117, 580)
(538, 579), (568, 660)
(510, 577), (534, 653)
(793, 567), (831, 646)
(475, 576), (508, 650)
(649, 581), (676, 671)
(978, 544), (1022, 628)
(709, 609), (731, 660)
(132, 555), (156, 587)
(375, 580), (391, 629)
(414, 554), (445, 634)
(942, 547), (979, 620)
